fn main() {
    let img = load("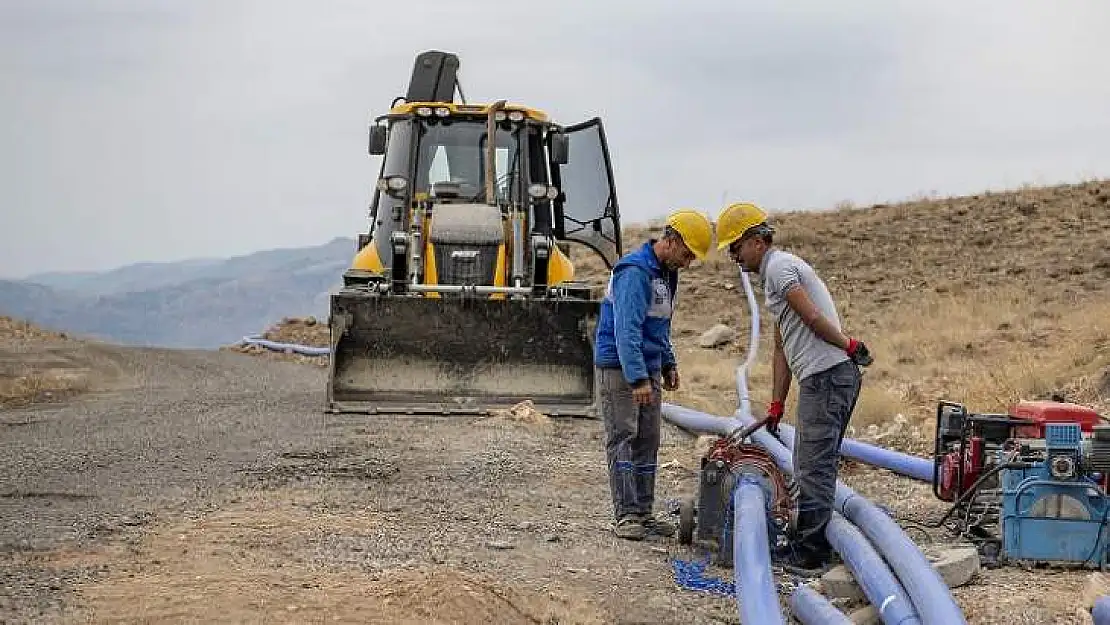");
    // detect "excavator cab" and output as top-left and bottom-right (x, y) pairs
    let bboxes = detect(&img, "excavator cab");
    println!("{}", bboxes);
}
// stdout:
(326, 51), (622, 416)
